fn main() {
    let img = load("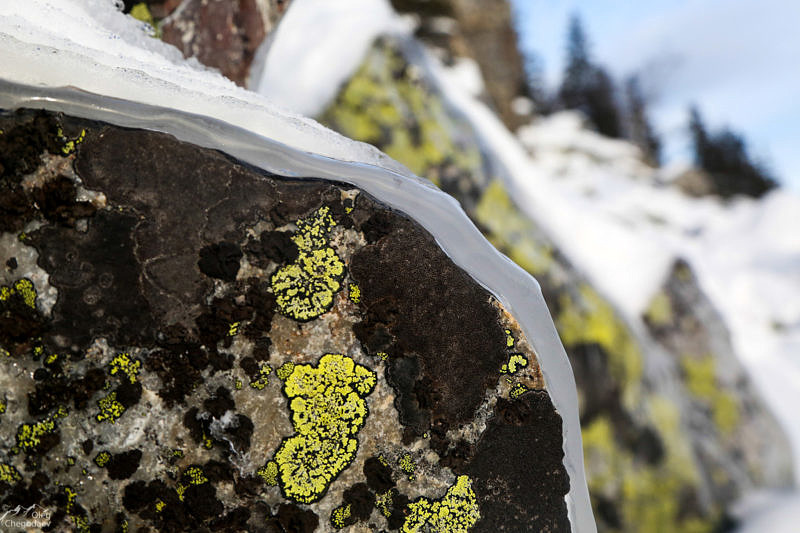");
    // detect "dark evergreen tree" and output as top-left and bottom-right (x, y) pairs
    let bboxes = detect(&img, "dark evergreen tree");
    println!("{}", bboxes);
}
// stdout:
(523, 52), (550, 114)
(688, 106), (776, 198)
(624, 75), (661, 166)
(558, 14), (621, 138)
